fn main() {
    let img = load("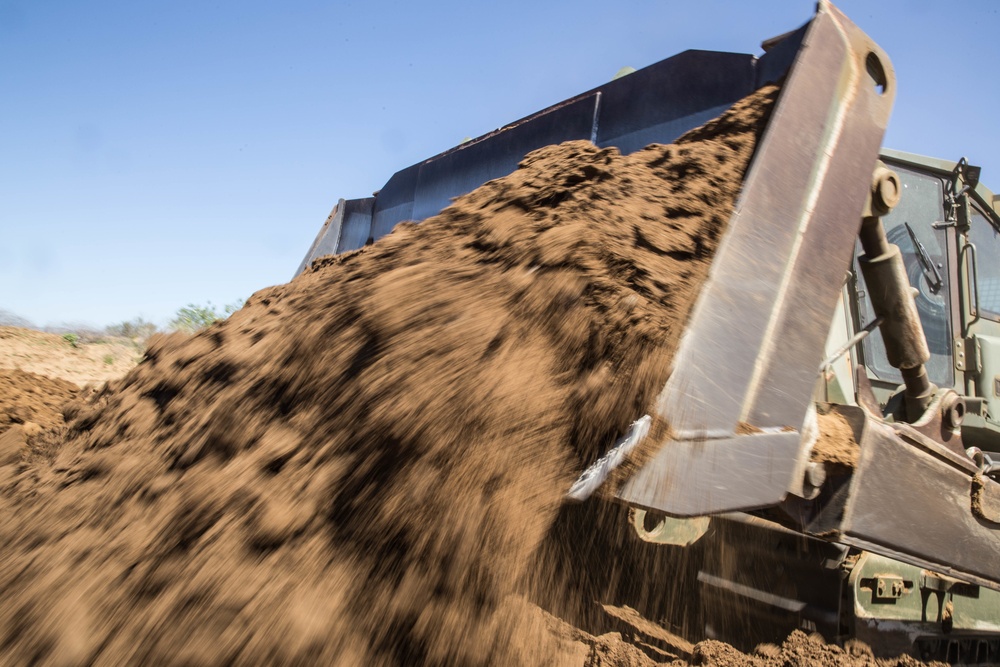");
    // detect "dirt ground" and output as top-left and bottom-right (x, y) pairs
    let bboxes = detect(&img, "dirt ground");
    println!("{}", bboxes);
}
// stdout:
(0, 326), (142, 387)
(0, 84), (942, 666)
